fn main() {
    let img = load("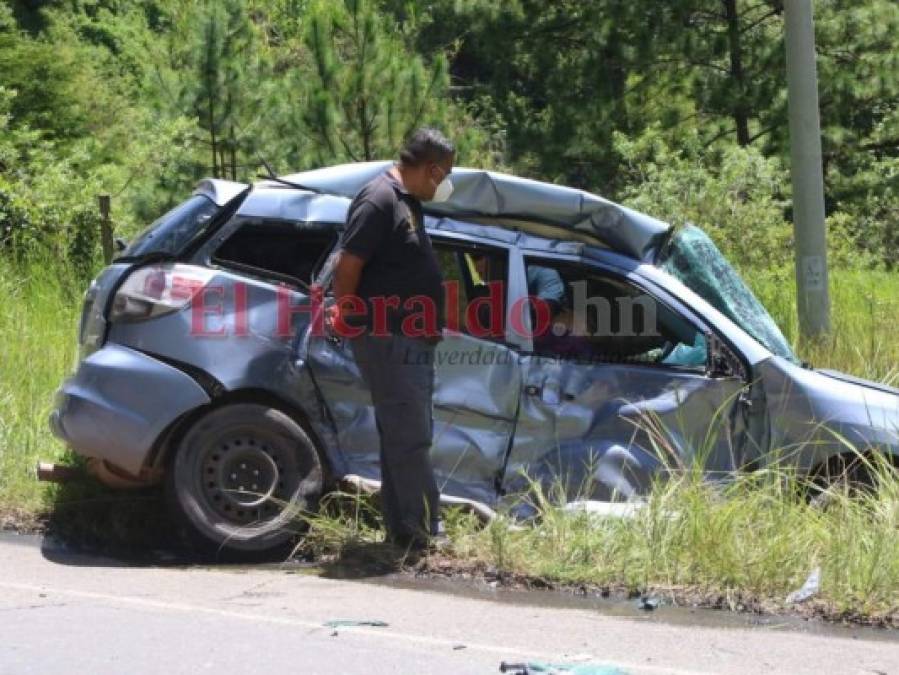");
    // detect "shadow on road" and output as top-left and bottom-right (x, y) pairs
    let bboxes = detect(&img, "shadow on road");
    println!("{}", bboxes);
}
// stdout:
(39, 477), (194, 567)
(316, 541), (416, 580)
(39, 475), (404, 577)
